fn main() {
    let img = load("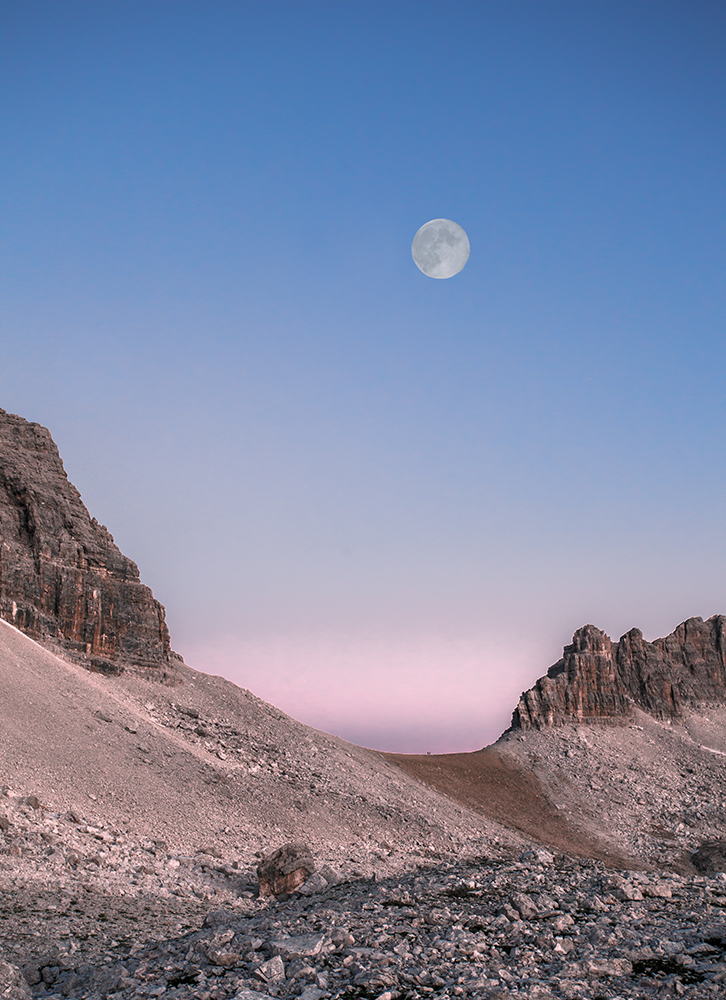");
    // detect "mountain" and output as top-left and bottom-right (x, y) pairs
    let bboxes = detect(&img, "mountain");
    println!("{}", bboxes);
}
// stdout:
(511, 617), (726, 730)
(2, 406), (726, 999)
(0, 614), (521, 865)
(0, 408), (173, 679)
(2, 406), (726, 873)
